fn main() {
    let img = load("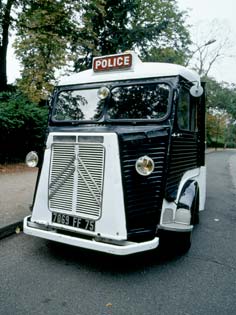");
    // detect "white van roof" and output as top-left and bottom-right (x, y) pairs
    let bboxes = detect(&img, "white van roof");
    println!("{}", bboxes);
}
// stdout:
(57, 52), (200, 87)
